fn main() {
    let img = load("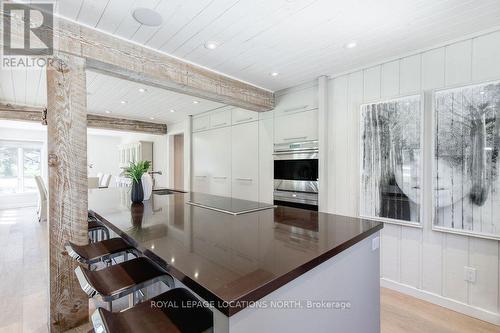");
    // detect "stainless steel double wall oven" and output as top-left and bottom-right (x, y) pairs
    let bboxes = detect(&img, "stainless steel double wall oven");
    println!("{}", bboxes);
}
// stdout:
(273, 140), (318, 211)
